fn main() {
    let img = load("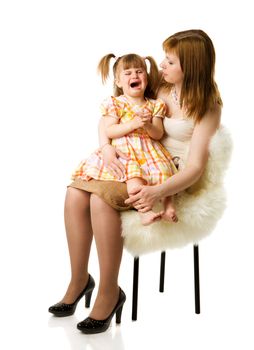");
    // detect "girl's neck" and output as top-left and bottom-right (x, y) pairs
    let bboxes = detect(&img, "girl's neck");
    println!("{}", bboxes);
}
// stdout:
(123, 94), (146, 105)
